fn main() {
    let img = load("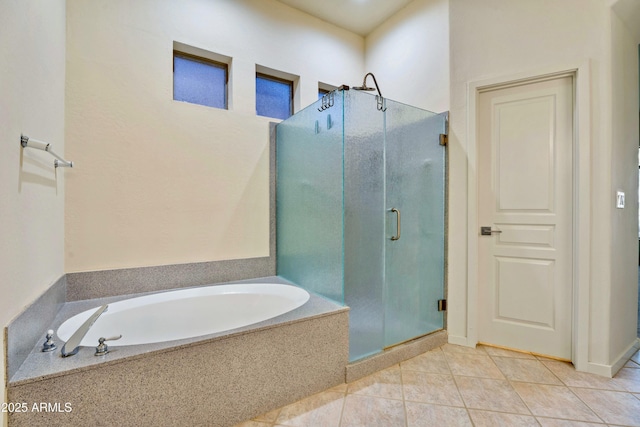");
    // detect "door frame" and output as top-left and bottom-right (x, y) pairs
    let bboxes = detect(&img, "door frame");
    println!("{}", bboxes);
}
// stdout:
(465, 62), (591, 371)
